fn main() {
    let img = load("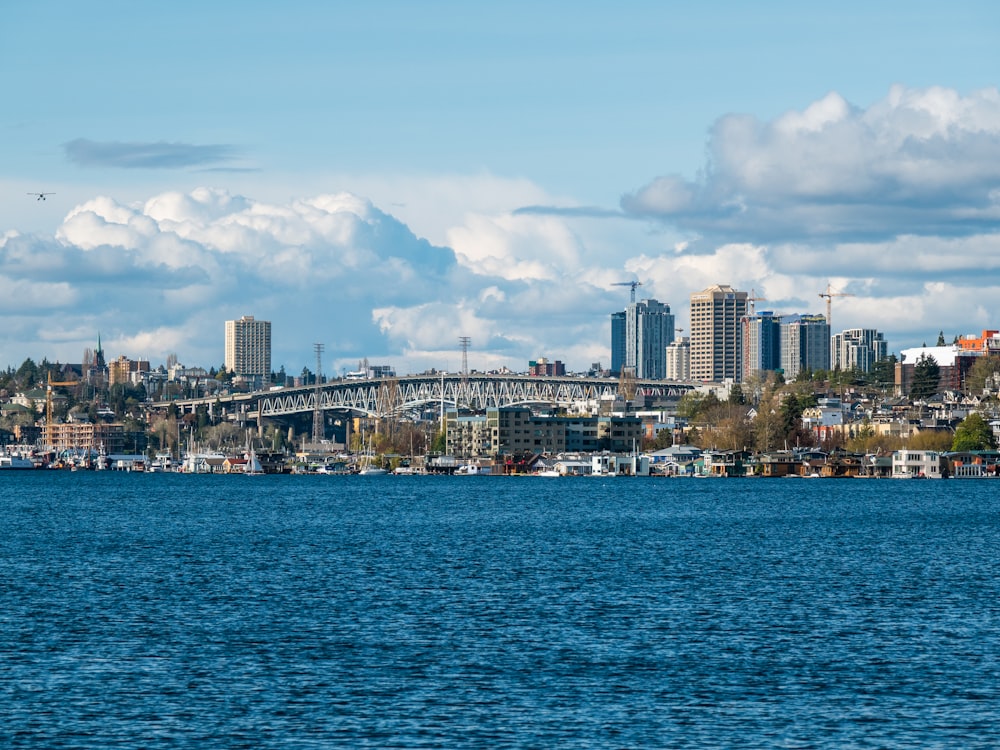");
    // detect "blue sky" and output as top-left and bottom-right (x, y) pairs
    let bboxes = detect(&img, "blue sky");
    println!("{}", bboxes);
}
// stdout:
(2, 1), (999, 376)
